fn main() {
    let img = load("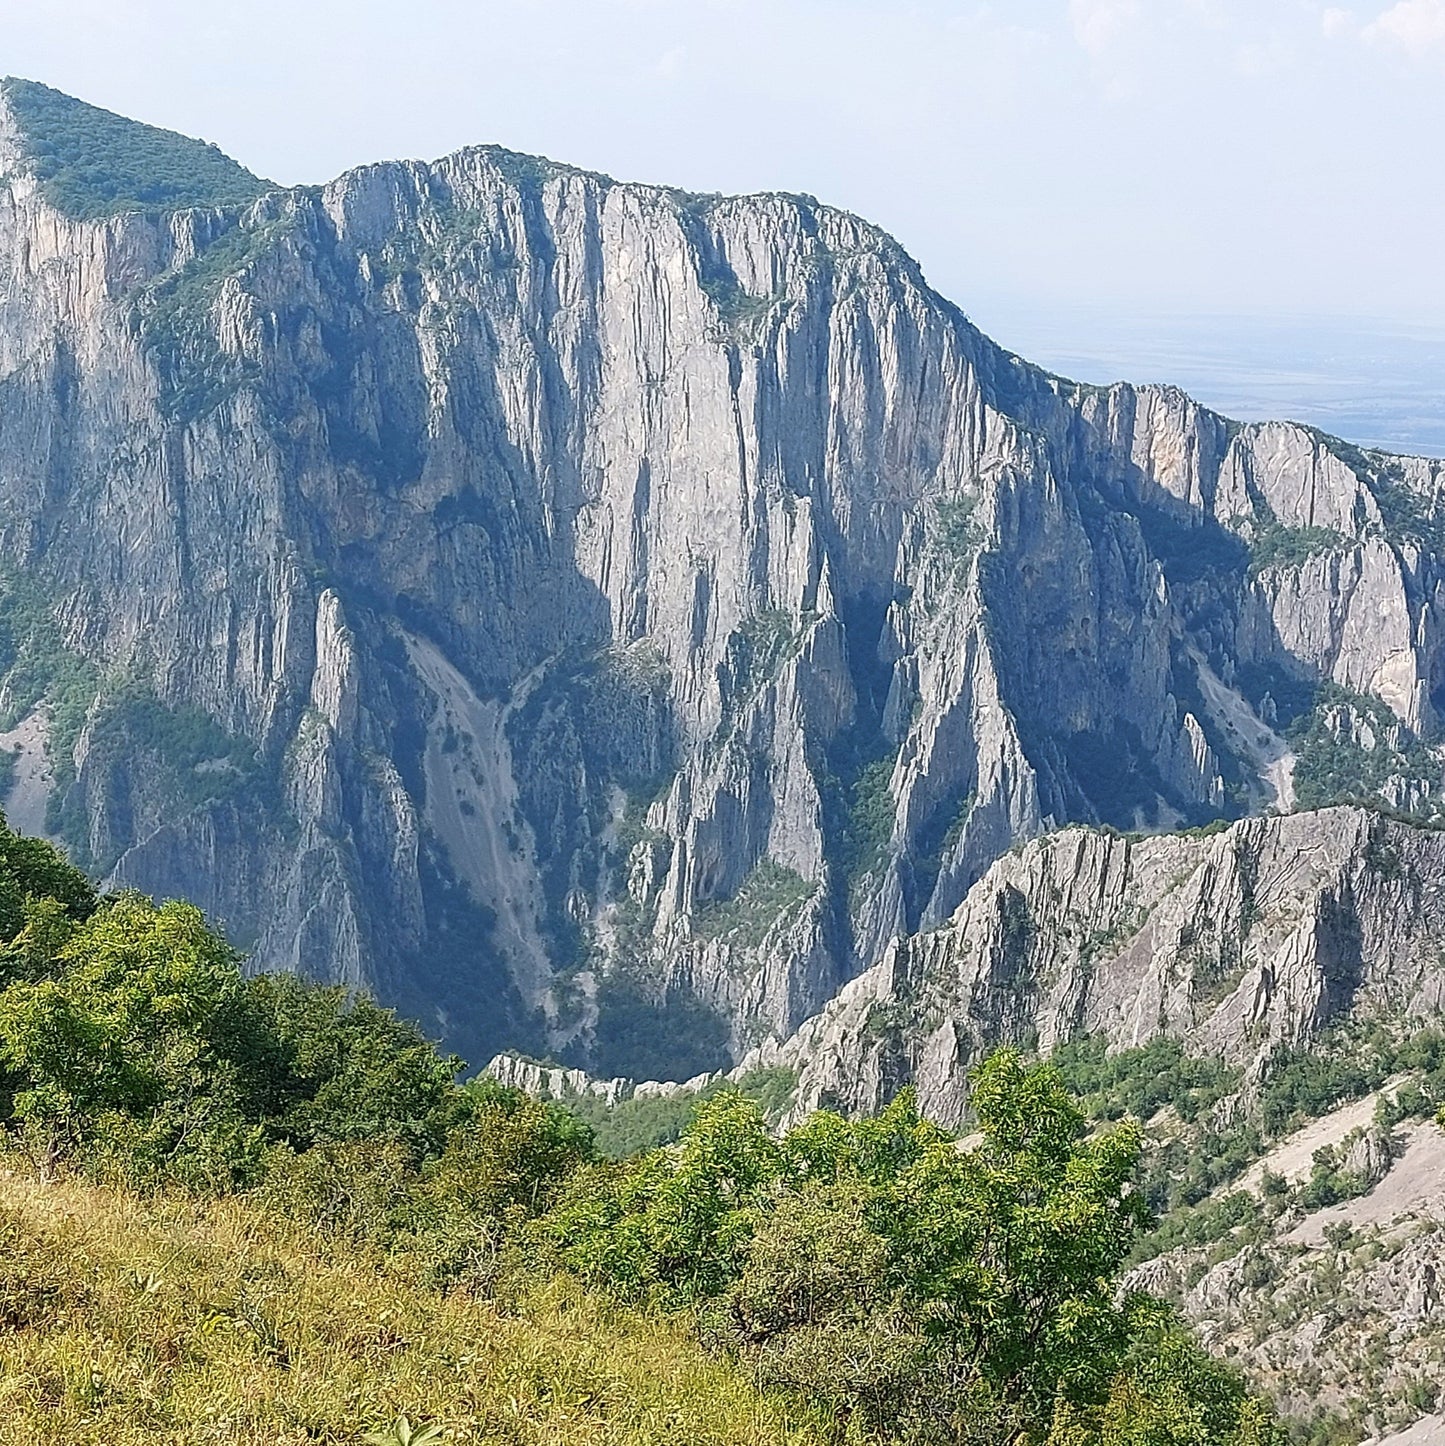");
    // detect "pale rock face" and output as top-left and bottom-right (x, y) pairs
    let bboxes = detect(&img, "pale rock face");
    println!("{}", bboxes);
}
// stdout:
(748, 808), (1445, 1127)
(3, 87), (1445, 1072)
(1131, 1117), (1445, 1435)
(486, 1053), (632, 1108)
(310, 590), (359, 736)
